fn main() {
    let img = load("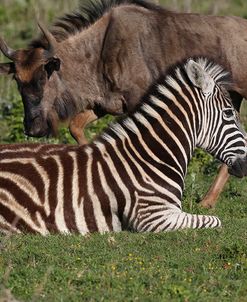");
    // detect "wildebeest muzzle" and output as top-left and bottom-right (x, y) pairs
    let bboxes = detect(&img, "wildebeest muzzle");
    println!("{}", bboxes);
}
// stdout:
(24, 114), (50, 138)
